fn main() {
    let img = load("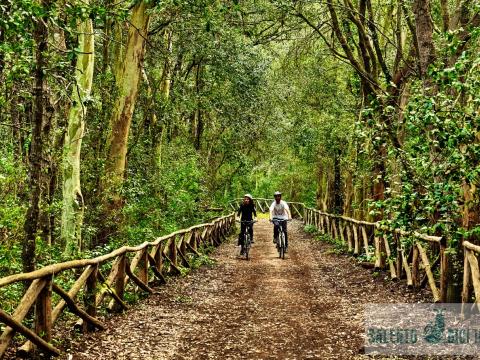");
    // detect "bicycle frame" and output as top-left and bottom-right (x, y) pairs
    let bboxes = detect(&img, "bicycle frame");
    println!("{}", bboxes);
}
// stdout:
(237, 220), (256, 260)
(272, 218), (289, 259)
